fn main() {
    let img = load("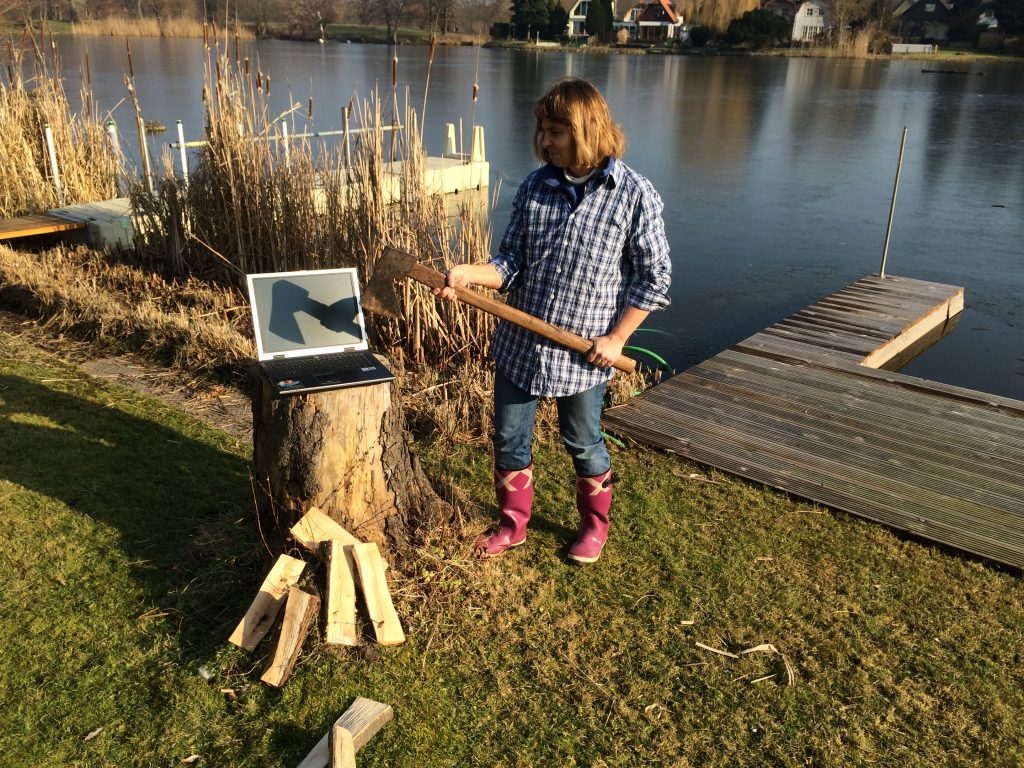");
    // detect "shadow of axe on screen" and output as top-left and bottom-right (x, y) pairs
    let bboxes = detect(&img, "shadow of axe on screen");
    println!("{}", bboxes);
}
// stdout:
(362, 246), (637, 374)
(268, 279), (360, 344)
